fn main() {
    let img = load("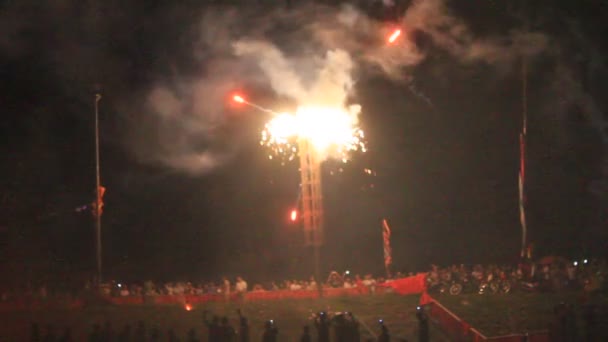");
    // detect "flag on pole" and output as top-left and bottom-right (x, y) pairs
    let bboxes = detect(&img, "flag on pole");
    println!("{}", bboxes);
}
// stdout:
(519, 172), (528, 259)
(92, 186), (106, 217)
(382, 219), (392, 268)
